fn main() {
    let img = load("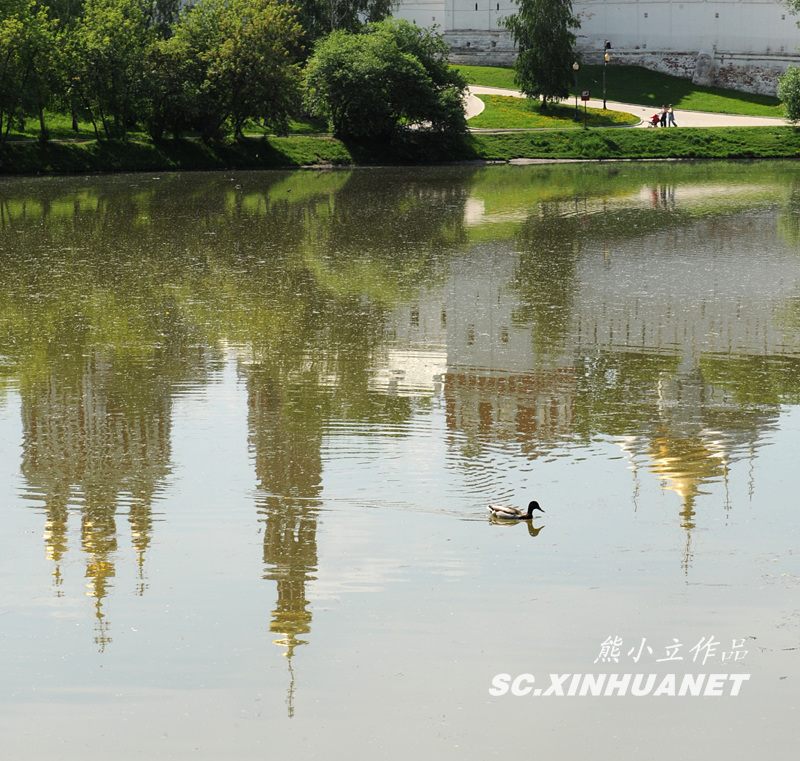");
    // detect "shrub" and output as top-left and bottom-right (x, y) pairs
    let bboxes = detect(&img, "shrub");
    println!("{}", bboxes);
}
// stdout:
(778, 66), (800, 123)
(304, 18), (467, 139)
